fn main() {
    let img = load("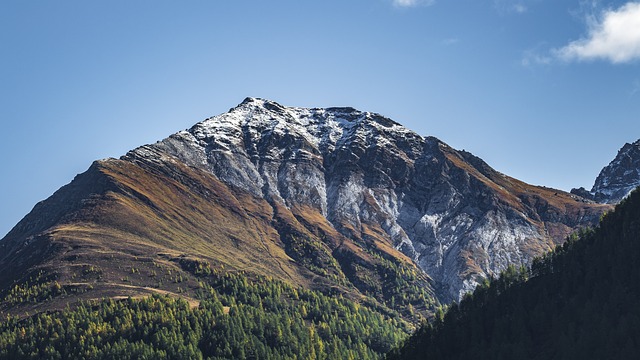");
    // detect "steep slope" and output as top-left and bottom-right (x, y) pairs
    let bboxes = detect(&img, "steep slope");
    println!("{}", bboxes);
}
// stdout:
(572, 139), (640, 204)
(0, 157), (434, 317)
(139, 97), (609, 301)
(388, 187), (640, 360)
(0, 114), (435, 321)
(0, 98), (609, 315)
